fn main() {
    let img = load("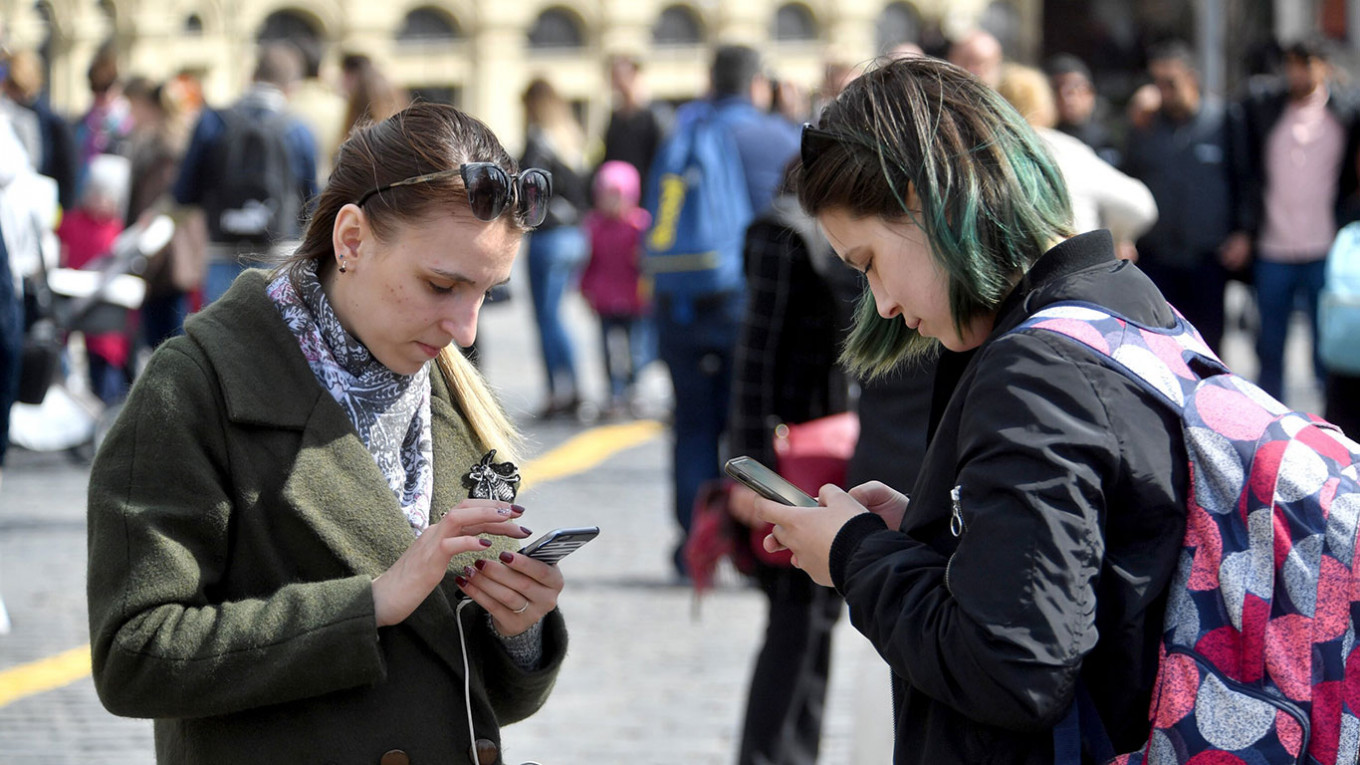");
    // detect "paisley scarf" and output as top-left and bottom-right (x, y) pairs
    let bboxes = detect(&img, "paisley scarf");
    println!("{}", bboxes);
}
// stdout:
(268, 261), (434, 534)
